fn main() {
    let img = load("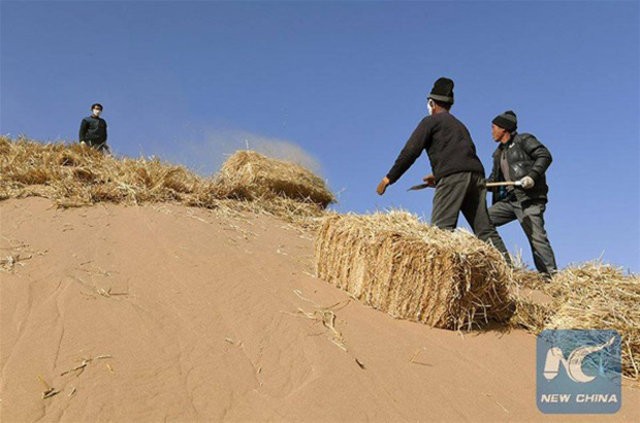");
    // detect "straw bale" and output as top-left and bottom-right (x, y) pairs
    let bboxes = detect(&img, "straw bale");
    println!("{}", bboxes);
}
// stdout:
(508, 263), (640, 380)
(544, 263), (640, 380)
(214, 150), (335, 208)
(314, 211), (514, 330)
